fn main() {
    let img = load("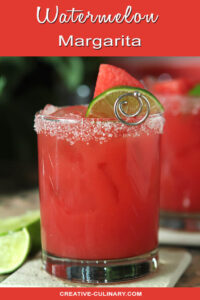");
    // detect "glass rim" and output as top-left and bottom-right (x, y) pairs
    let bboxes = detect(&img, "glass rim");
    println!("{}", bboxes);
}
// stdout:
(155, 93), (200, 100)
(35, 109), (164, 125)
(34, 107), (165, 140)
(154, 93), (200, 114)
